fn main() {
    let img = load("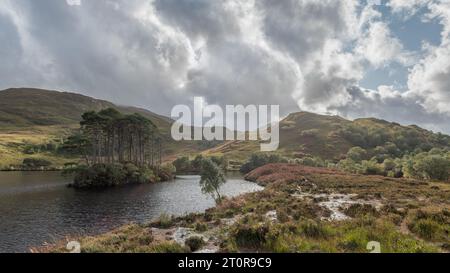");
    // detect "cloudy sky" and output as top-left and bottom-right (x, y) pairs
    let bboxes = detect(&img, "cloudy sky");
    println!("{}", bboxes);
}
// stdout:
(1, 0), (450, 133)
